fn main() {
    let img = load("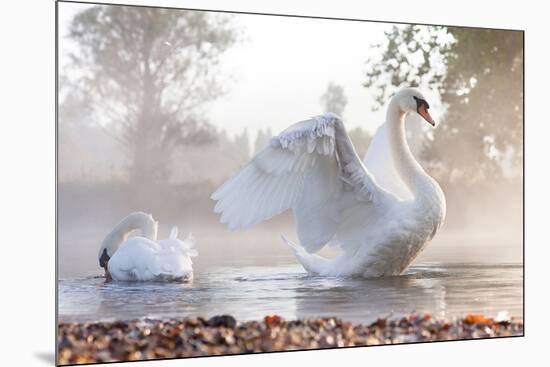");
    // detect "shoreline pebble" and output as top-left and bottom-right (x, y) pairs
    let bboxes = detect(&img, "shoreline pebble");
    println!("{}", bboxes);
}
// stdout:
(58, 313), (523, 365)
